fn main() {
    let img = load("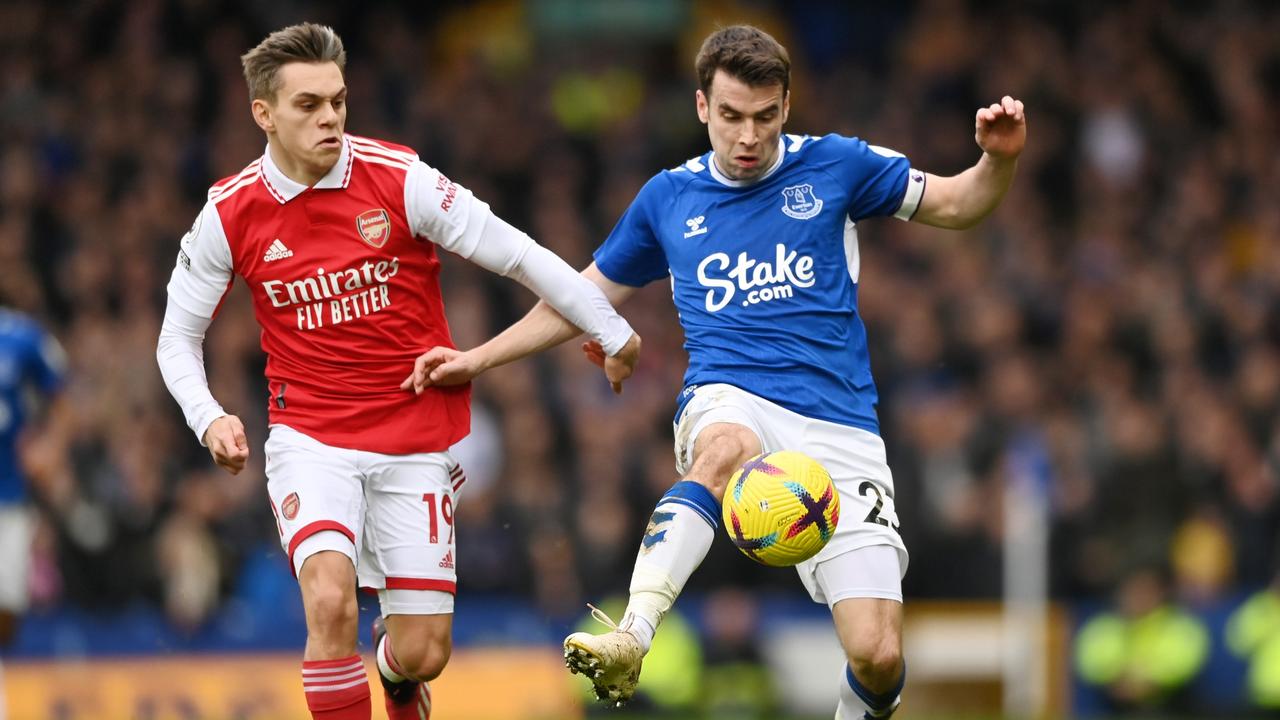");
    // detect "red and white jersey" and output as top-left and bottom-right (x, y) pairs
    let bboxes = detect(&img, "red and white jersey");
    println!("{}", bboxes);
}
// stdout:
(167, 135), (483, 454)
